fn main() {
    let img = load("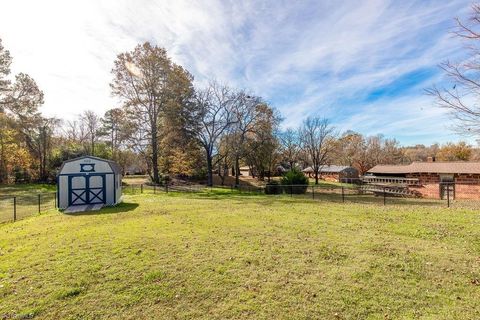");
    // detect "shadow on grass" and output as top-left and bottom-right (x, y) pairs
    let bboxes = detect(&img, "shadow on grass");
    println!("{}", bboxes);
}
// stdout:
(63, 202), (139, 216)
